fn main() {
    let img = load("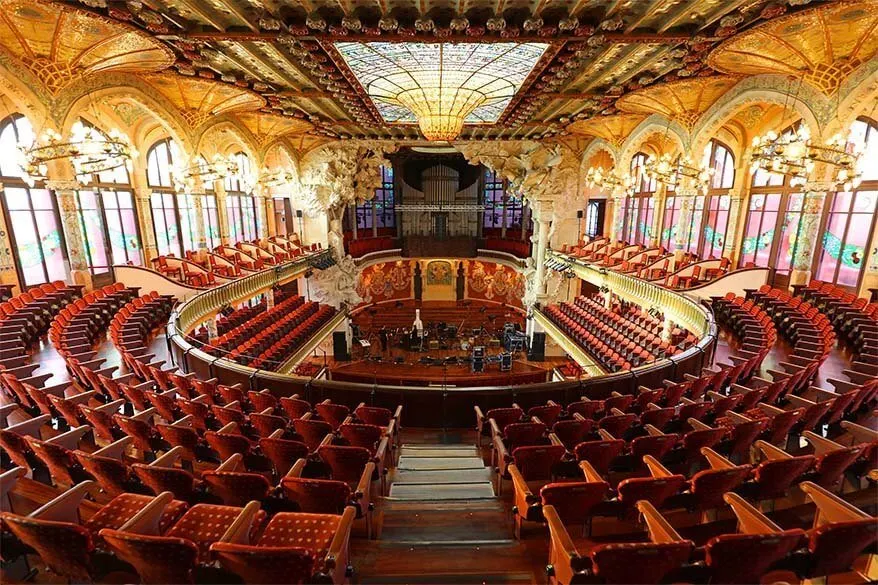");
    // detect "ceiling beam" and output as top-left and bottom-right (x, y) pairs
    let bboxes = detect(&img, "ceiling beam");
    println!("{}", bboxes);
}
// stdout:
(173, 0), (228, 31)
(172, 31), (692, 43)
